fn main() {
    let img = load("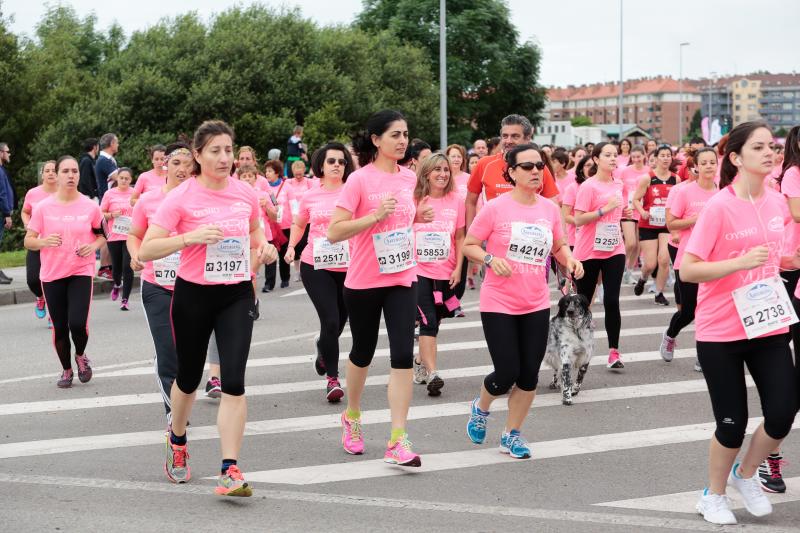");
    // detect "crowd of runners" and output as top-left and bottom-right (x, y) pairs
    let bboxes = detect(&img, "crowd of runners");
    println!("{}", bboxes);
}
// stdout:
(10, 110), (800, 524)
